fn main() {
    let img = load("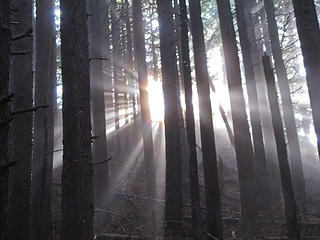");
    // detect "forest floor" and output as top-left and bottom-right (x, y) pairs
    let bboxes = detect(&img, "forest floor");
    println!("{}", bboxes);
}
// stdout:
(52, 121), (320, 239)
